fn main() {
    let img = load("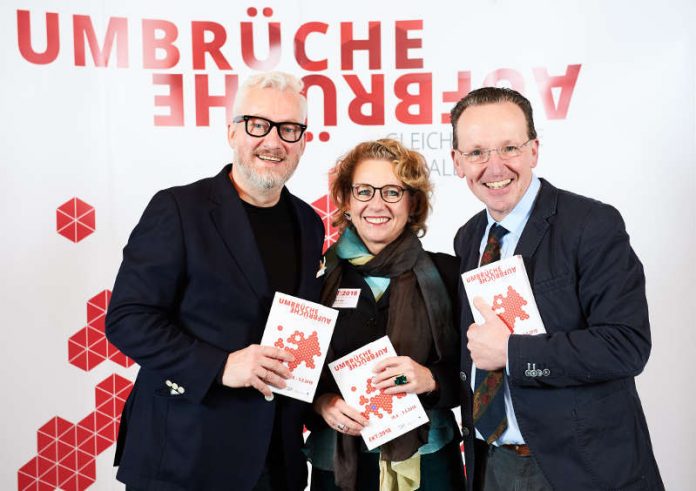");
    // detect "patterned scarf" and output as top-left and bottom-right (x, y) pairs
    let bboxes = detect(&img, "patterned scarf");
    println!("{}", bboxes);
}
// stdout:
(334, 226), (390, 300)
